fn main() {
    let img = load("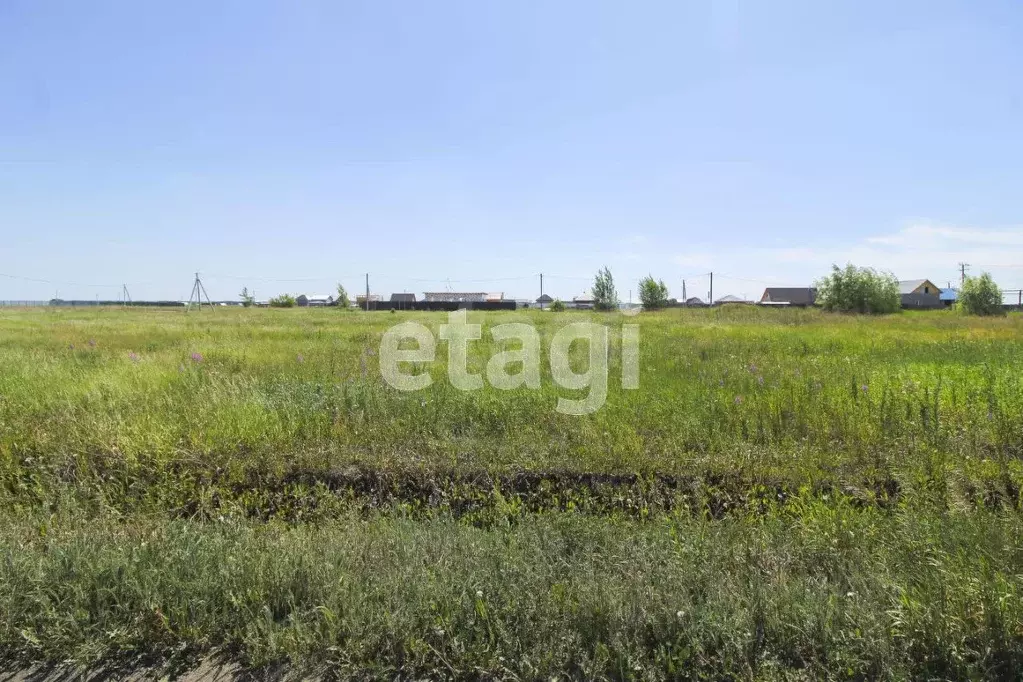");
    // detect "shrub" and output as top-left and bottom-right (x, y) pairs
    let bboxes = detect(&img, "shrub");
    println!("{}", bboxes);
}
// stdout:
(335, 284), (351, 309)
(814, 264), (900, 314)
(269, 294), (296, 308)
(239, 287), (255, 307)
(958, 272), (1003, 316)
(592, 266), (618, 312)
(550, 299), (566, 312)
(638, 275), (670, 310)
